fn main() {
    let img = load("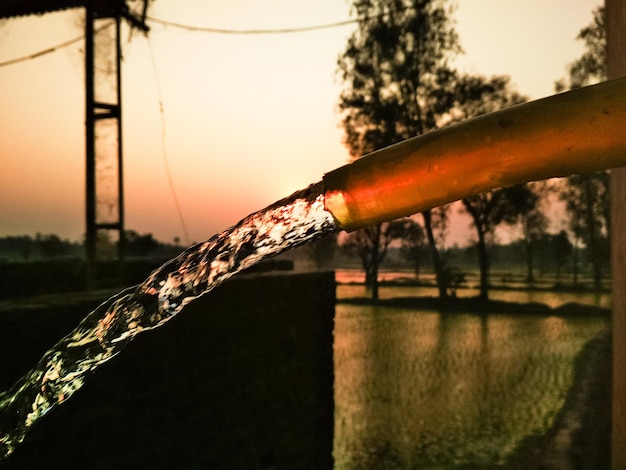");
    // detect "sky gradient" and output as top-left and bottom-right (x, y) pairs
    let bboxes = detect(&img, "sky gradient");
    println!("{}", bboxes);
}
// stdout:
(0, 0), (602, 246)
